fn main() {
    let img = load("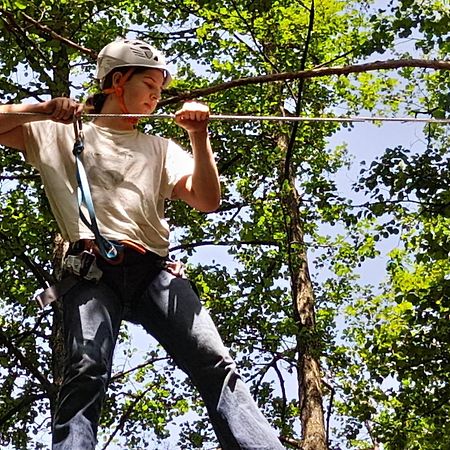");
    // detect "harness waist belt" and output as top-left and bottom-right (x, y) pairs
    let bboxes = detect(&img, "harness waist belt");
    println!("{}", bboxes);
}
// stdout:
(71, 239), (147, 261)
